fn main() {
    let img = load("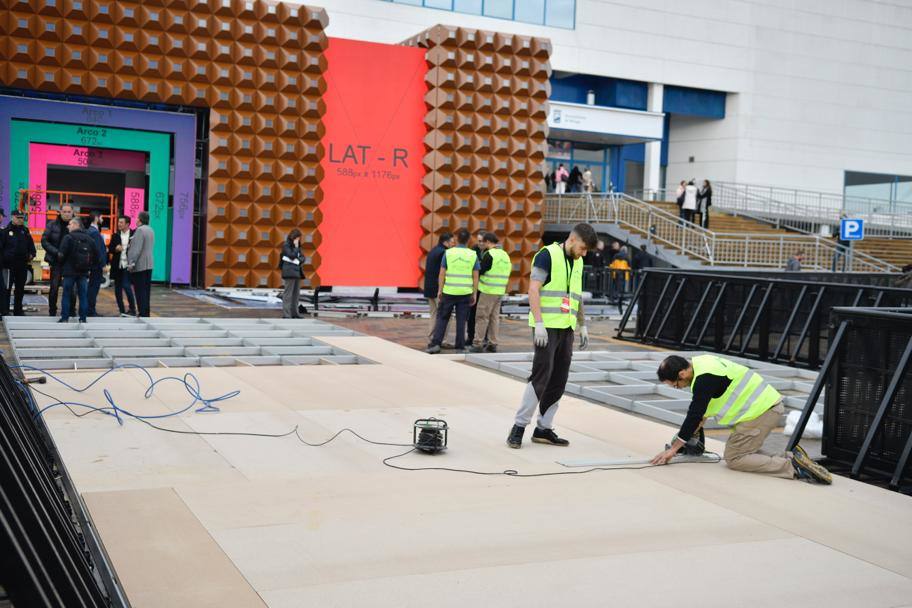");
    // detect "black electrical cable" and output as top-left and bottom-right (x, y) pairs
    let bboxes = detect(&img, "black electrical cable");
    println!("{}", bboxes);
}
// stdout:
(382, 448), (722, 477)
